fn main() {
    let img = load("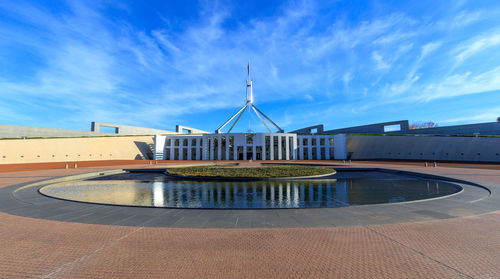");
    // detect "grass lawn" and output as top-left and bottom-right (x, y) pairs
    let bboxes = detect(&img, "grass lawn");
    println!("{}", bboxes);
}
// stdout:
(166, 165), (335, 178)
